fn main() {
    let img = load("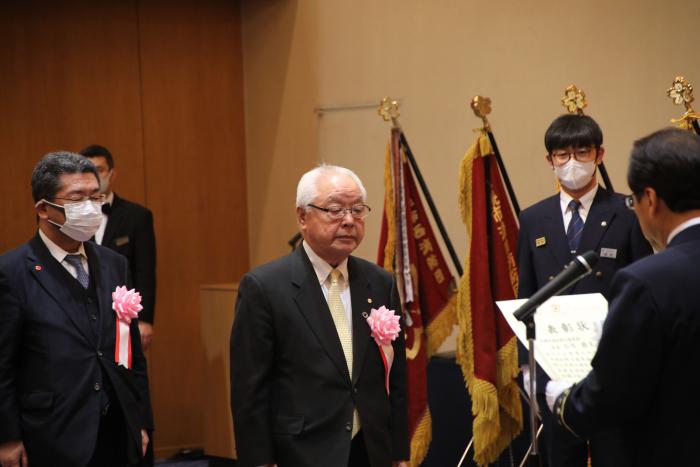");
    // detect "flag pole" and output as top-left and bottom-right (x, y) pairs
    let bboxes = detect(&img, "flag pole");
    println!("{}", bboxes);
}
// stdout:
(471, 96), (521, 216)
(667, 76), (700, 135)
(561, 85), (614, 192)
(378, 97), (464, 277)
